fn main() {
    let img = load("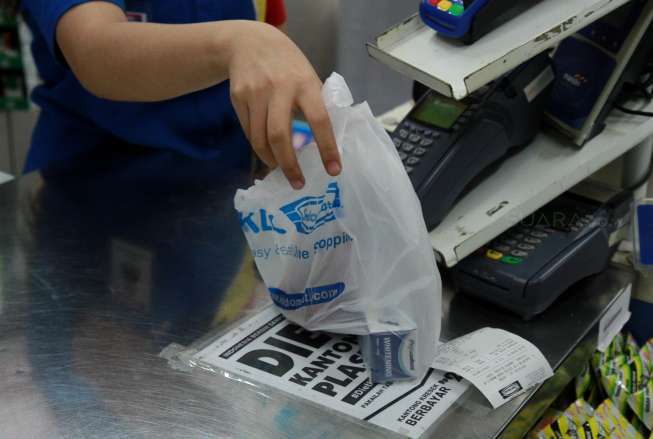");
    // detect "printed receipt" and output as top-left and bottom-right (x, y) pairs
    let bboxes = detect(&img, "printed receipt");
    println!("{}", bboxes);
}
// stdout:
(431, 328), (553, 408)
